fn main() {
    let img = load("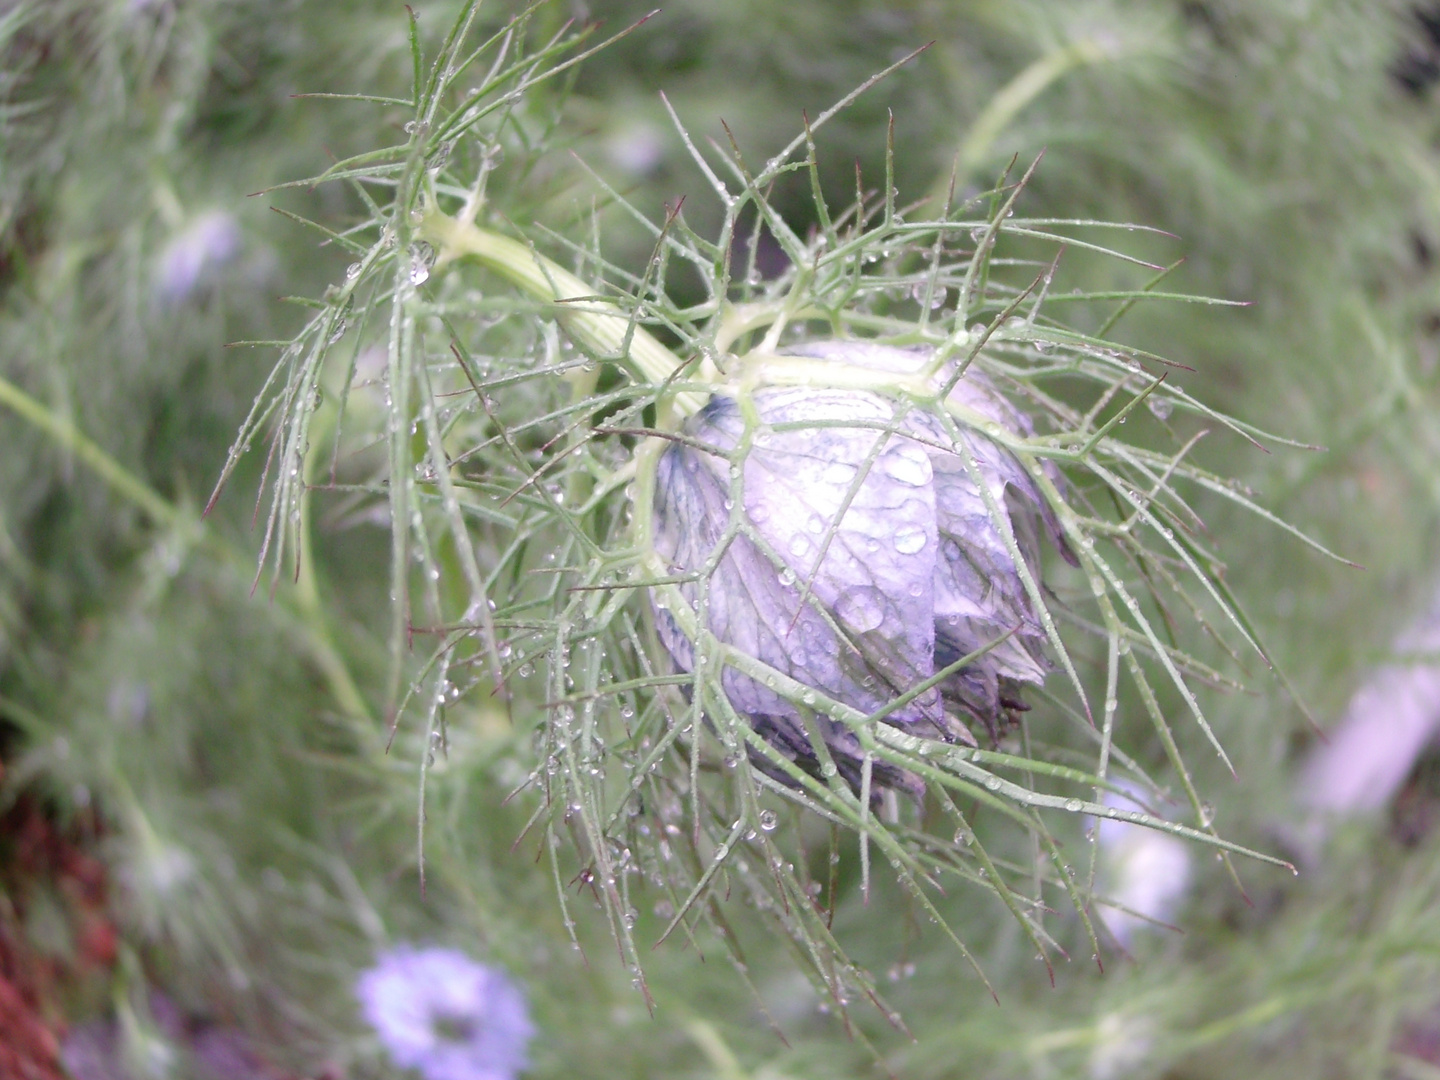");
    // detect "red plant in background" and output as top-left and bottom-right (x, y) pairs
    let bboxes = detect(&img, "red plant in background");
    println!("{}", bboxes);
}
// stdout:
(0, 757), (118, 1080)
